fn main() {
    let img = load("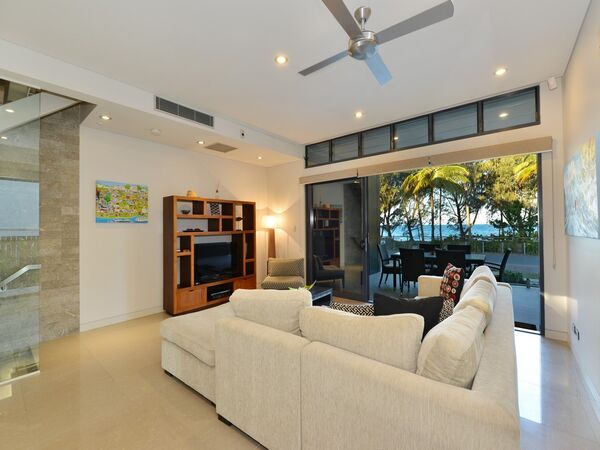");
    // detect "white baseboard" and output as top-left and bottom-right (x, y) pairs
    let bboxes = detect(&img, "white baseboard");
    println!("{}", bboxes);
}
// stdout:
(544, 329), (568, 341)
(80, 306), (165, 332)
(574, 353), (600, 426)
